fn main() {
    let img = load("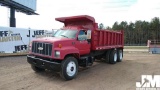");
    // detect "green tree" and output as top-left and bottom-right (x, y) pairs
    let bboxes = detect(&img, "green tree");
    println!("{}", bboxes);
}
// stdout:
(106, 26), (112, 29)
(110, 17), (160, 46)
(112, 22), (119, 30)
(99, 23), (104, 29)
(150, 17), (160, 40)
